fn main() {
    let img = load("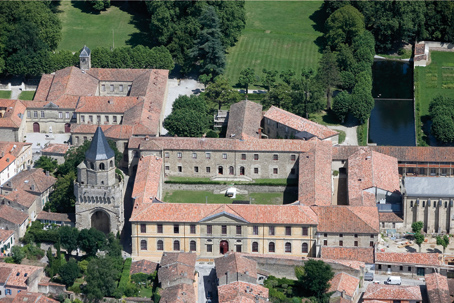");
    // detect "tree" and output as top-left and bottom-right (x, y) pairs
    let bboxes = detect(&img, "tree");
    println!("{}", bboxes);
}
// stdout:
(90, 0), (110, 11)
(414, 232), (425, 253)
(317, 48), (341, 109)
(46, 171), (76, 213)
(332, 91), (351, 123)
(78, 228), (106, 257)
(429, 96), (454, 143)
(325, 5), (365, 50)
(280, 70), (295, 86)
(84, 257), (119, 300)
(199, 74), (212, 89)
(34, 156), (58, 173)
(292, 70), (324, 118)
(205, 76), (241, 110)
(190, 6), (226, 79)
(436, 235), (450, 253)
(262, 83), (292, 111)
(106, 233), (122, 258)
(262, 69), (278, 92)
(297, 260), (334, 300)
(11, 246), (24, 264)
(411, 221), (424, 234)
(238, 68), (256, 94)
(58, 258), (80, 287)
(58, 226), (79, 256)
